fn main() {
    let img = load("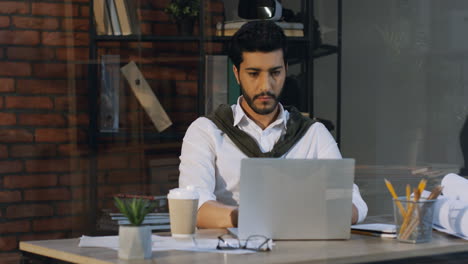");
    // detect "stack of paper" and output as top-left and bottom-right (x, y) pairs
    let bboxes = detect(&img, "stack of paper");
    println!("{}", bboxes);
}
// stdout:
(110, 213), (170, 231)
(351, 223), (397, 238)
(432, 173), (468, 240)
